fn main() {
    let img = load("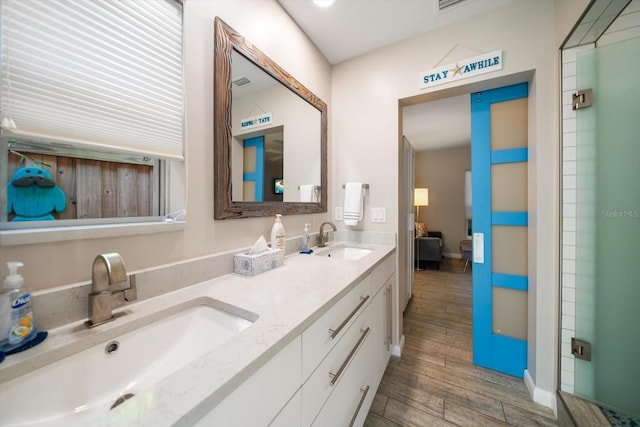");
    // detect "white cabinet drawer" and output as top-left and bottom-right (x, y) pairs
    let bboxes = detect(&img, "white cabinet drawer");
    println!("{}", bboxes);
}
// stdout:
(302, 275), (371, 380)
(310, 305), (380, 427)
(196, 336), (301, 427)
(370, 254), (394, 296)
(302, 297), (374, 426)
